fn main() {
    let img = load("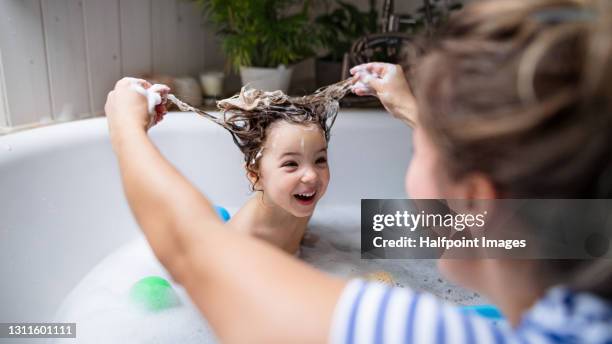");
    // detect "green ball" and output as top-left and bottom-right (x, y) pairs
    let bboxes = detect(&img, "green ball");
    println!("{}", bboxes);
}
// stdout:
(129, 276), (180, 311)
